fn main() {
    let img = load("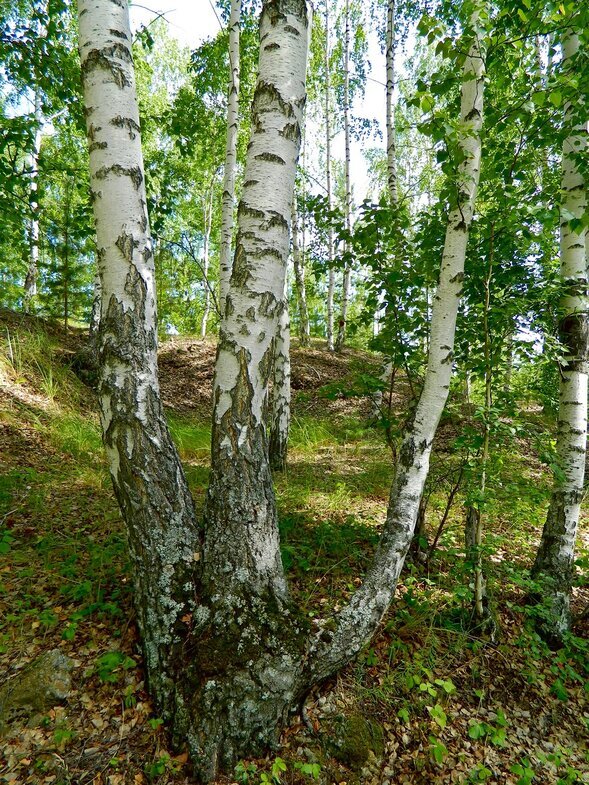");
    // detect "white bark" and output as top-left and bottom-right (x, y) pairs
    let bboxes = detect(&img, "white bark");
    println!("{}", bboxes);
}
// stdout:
(77, 0), (200, 711)
(324, 0), (335, 352)
(372, 0), (398, 416)
(205, 0), (310, 600)
(24, 90), (43, 310)
(269, 274), (291, 471)
(385, 0), (398, 204)
(201, 182), (214, 338)
(219, 0), (241, 312)
(310, 12), (485, 680)
(532, 31), (588, 637)
(335, 0), (352, 353)
(89, 266), (101, 339)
